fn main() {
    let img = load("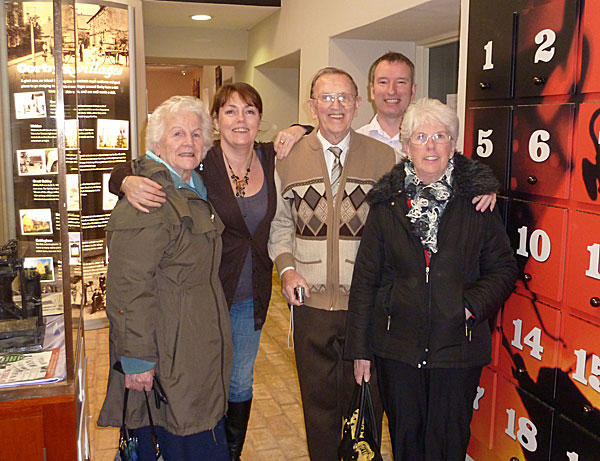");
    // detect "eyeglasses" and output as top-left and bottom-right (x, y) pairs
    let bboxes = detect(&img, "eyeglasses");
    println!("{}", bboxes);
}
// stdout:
(409, 132), (453, 146)
(312, 93), (357, 106)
